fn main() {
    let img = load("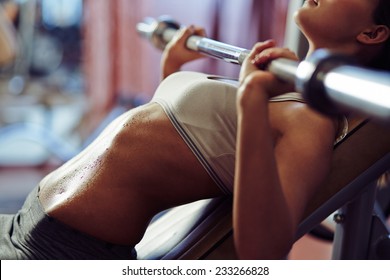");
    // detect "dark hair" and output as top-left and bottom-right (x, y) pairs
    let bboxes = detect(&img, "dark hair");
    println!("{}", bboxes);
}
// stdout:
(374, 0), (390, 187)
(370, 0), (390, 70)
